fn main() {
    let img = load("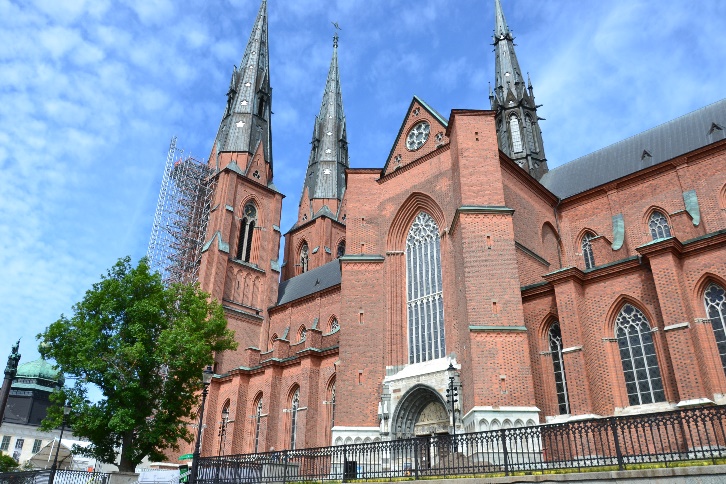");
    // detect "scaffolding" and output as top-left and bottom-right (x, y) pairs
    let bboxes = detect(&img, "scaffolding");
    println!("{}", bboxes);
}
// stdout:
(147, 137), (217, 285)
